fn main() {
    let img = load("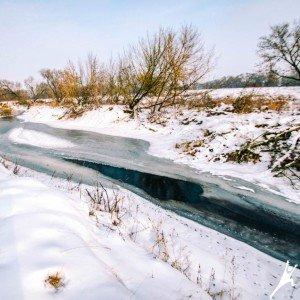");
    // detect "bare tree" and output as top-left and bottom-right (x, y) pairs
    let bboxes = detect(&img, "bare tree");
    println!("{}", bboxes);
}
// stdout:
(63, 54), (108, 107)
(40, 68), (65, 103)
(258, 21), (300, 82)
(0, 79), (28, 102)
(24, 76), (49, 102)
(113, 25), (213, 115)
